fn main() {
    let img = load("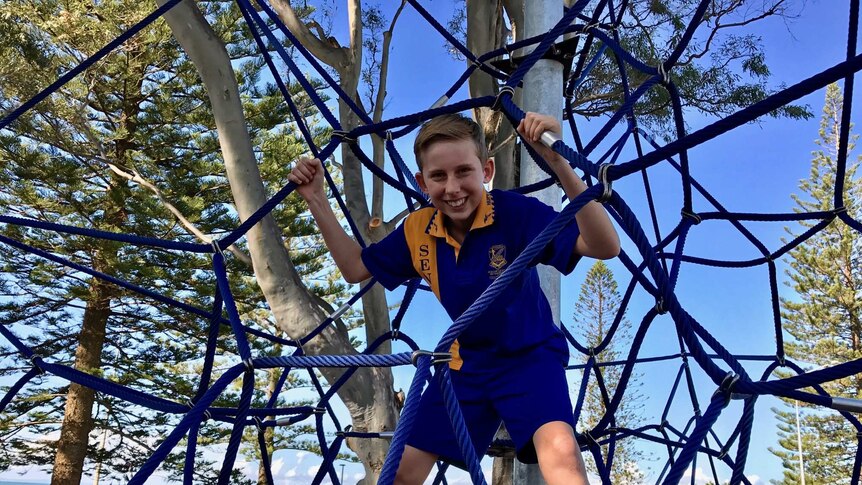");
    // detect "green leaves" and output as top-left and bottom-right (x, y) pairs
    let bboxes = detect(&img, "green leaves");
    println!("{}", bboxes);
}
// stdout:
(771, 83), (862, 484)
